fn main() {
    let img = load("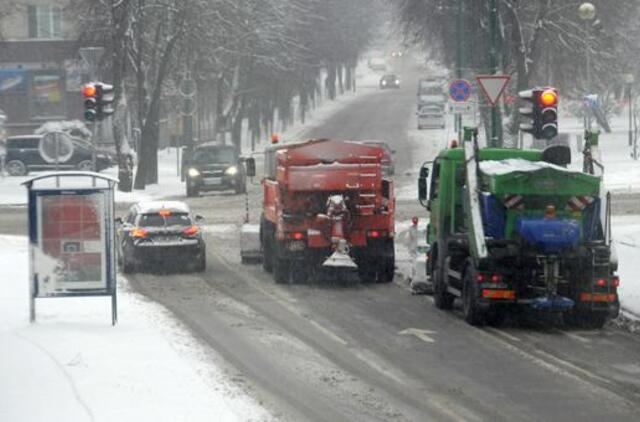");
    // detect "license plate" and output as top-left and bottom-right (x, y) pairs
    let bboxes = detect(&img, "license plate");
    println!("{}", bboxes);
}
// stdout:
(203, 177), (222, 186)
